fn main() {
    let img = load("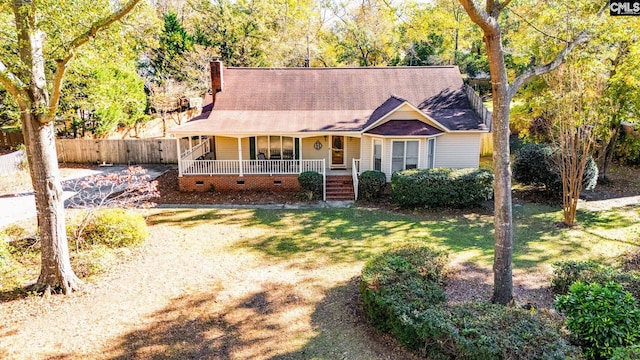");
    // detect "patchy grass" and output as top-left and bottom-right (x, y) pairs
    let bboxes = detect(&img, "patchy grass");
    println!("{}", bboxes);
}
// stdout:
(164, 206), (637, 272)
(0, 211), (143, 297)
(1, 205), (639, 359)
